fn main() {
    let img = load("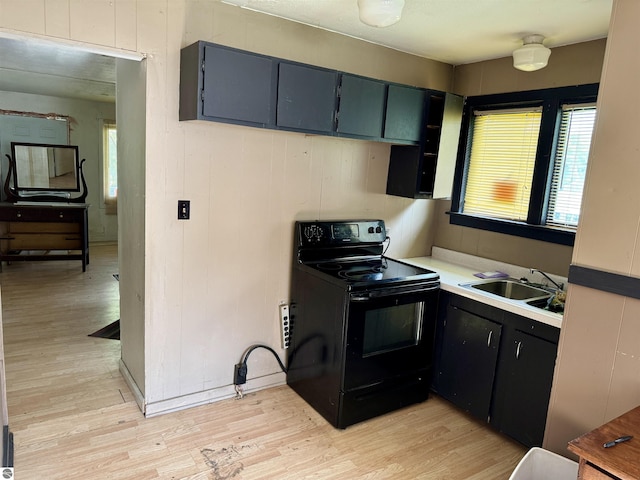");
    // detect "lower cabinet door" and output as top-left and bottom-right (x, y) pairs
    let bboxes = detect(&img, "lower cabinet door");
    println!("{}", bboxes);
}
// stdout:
(436, 305), (502, 421)
(490, 329), (558, 447)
